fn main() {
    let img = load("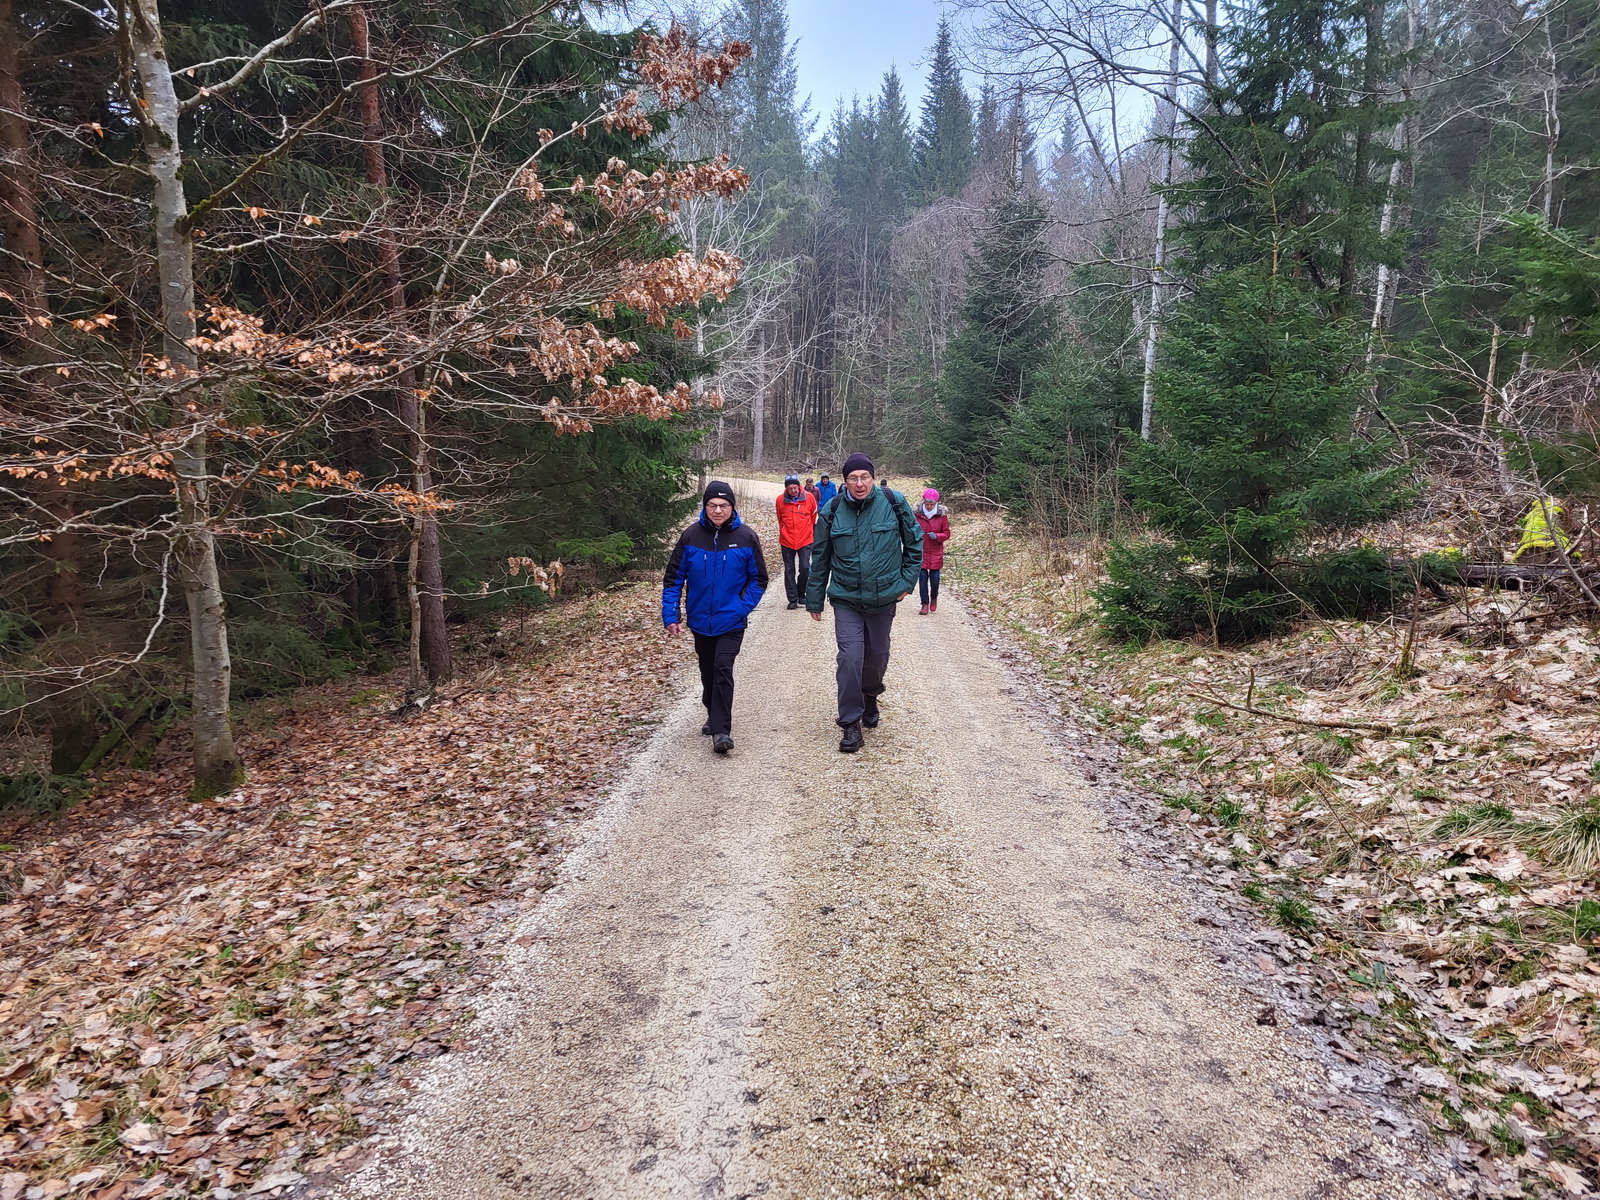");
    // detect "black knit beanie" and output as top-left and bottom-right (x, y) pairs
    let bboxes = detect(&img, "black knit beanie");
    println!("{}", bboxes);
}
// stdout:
(840, 452), (874, 479)
(702, 480), (736, 508)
